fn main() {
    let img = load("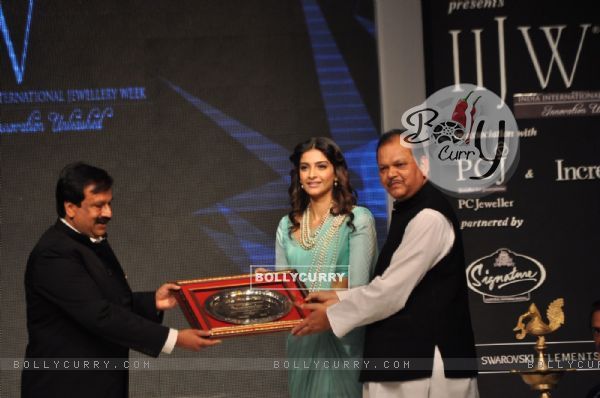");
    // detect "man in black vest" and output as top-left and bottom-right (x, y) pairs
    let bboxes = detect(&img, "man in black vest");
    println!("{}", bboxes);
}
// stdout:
(22, 162), (221, 398)
(292, 131), (479, 397)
